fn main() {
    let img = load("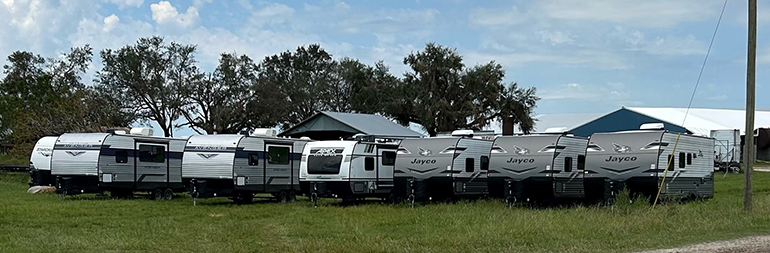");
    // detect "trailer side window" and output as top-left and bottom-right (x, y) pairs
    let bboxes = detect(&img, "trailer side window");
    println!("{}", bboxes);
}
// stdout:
(365, 157), (375, 171)
(564, 157), (573, 172)
(480, 156), (489, 170)
(686, 153), (692, 165)
(139, 145), (165, 163)
(667, 154), (674, 171)
(382, 151), (396, 166)
(679, 152), (685, 168)
(465, 158), (474, 172)
(248, 153), (259, 166)
(577, 155), (586, 170)
(268, 146), (290, 164)
(115, 150), (128, 163)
